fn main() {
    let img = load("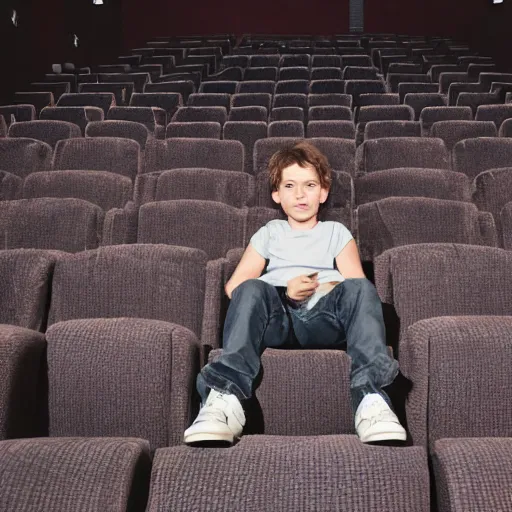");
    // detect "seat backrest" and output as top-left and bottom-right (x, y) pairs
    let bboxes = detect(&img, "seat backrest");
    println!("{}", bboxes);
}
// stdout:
(502, 201), (512, 249)
(223, 121), (267, 175)
(0, 104), (36, 124)
(268, 120), (305, 138)
(236, 81), (275, 95)
(387, 73), (430, 93)
(249, 55), (280, 67)
(244, 67), (278, 81)
(57, 92), (116, 115)
(8, 120), (81, 149)
(78, 82), (134, 106)
(456, 92), (501, 116)
(357, 197), (495, 261)
(23, 170), (133, 211)
(431, 120), (497, 151)
(129, 92), (182, 117)
(231, 93), (272, 111)
(275, 80), (309, 95)
(98, 72), (150, 93)
(85, 120), (150, 150)
(358, 93), (400, 107)
(344, 80), (387, 105)
(500, 118), (512, 137)
(357, 105), (414, 123)
(187, 93), (231, 110)
(137, 168), (253, 208)
(0, 138), (52, 178)
(48, 244), (208, 337)
(439, 72), (471, 94)
(308, 106), (352, 121)
(269, 107), (304, 122)
(273, 93), (307, 111)
(397, 82), (438, 103)
(419, 106), (473, 135)
(279, 67), (310, 81)
(308, 94), (353, 108)
(0, 198), (104, 252)
(452, 137), (512, 179)
(40, 106), (102, 136)
(404, 93), (447, 120)
(475, 104), (512, 129)
(254, 137), (356, 176)
(172, 106), (227, 125)
(310, 79), (346, 94)
(0, 248), (58, 330)
(107, 106), (165, 133)
(306, 120), (356, 139)
(144, 81), (195, 102)
(137, 200), (245, 260)
(144, 138), (244, 174)
(198, 81), (238, 94)
(355, 167), (471, 206)
(312, 67), (343, 80)
(355, 137), (450, 174)
(53, 137), (140, 180)
(364, 120), (421, 141)
(166, 121), (221, 139)
(0, 438), (151, 512)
